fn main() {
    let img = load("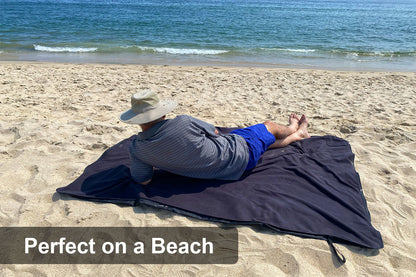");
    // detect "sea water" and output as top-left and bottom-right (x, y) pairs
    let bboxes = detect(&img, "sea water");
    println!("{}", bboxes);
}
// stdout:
(1, 0), (415, 71)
